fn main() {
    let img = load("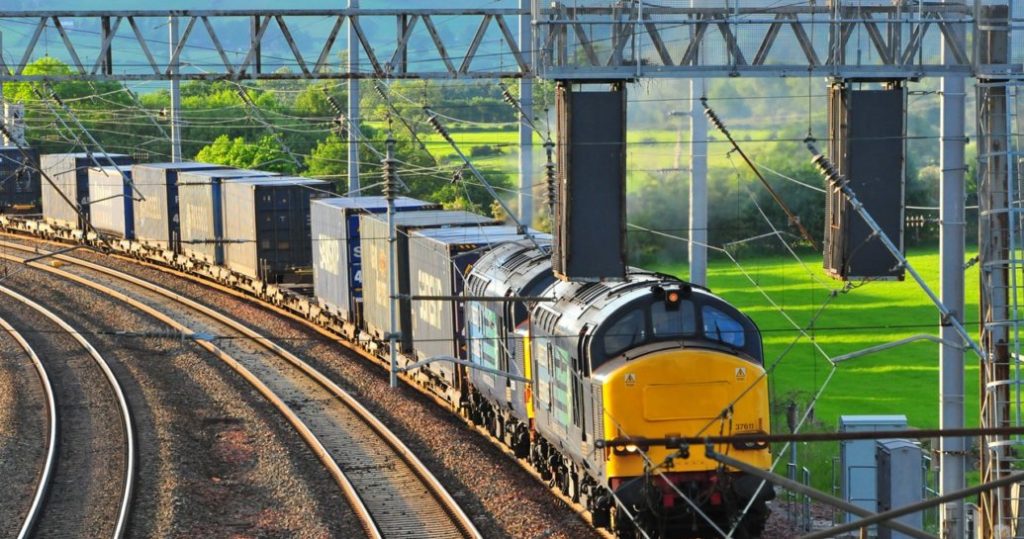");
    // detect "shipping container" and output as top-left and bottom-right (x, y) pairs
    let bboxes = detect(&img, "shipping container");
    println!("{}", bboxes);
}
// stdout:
(41, 153), (131, 229)
(221, 176), (332, 281)
(177, 168), (279, 265)
(87, 166), (135, 238)
(0, 148), (40, 211)
(360, 210), (500, 352)
(407, 226), (549, 386)
(132, 162), (227, 251)
(311, 196), (439, 323)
